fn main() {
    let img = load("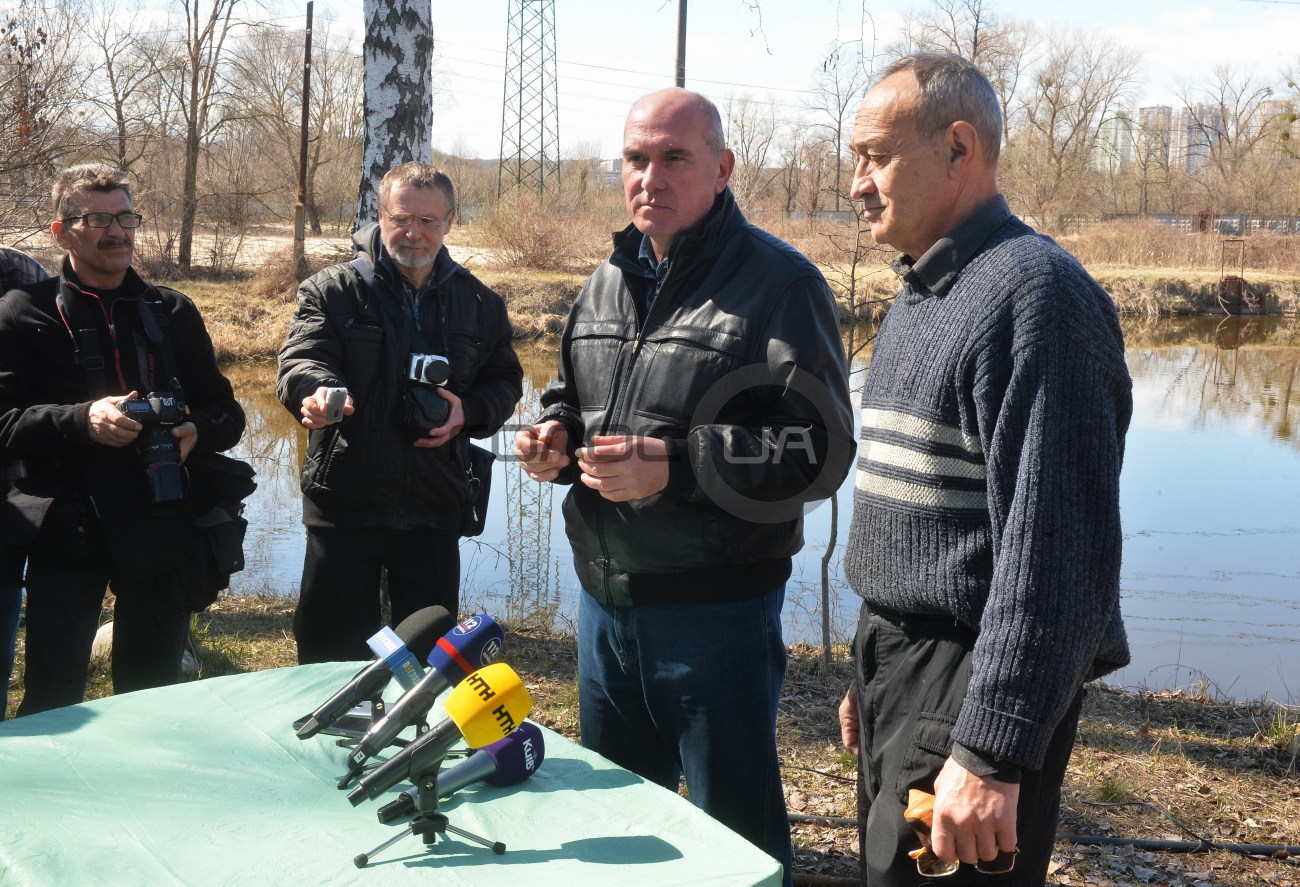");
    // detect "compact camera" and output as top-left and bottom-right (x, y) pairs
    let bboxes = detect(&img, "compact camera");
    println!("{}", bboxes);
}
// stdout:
(324, 386), (348, 423)
(119, 391), (188, 507)
(400, 354), (452, 435)
(407, 353), (451, 387)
